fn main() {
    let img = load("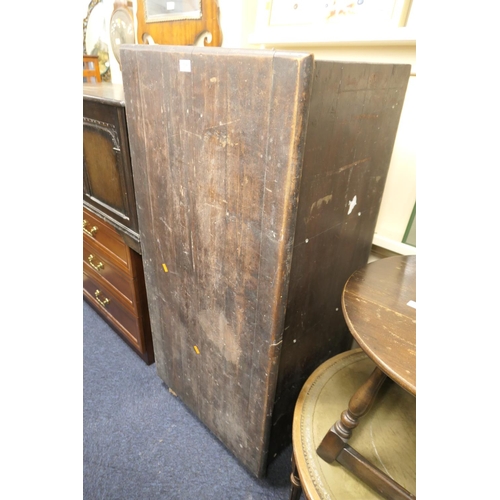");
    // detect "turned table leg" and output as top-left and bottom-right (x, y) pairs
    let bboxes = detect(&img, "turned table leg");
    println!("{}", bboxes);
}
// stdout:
(316, 367), (416, 500)
(317, 366), (387, 462)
